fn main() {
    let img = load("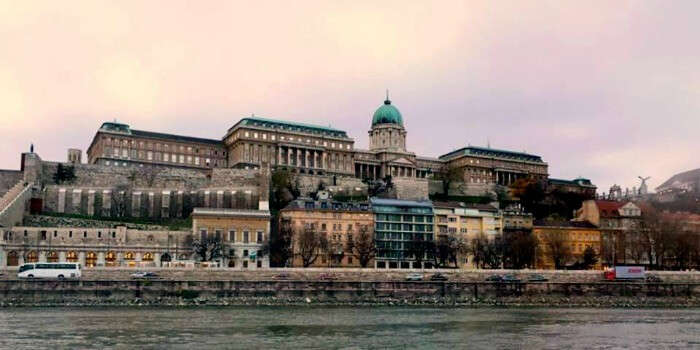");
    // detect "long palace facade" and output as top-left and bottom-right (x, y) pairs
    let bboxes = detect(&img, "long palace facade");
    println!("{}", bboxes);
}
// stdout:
(86, 96), (548, 185)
